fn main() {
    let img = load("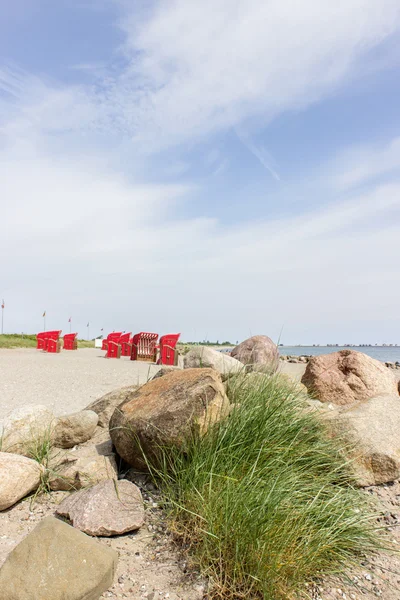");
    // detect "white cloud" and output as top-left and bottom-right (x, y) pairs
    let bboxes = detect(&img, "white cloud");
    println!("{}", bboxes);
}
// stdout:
(1, 128), (399, 343)
(333, 137), (400, 189)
